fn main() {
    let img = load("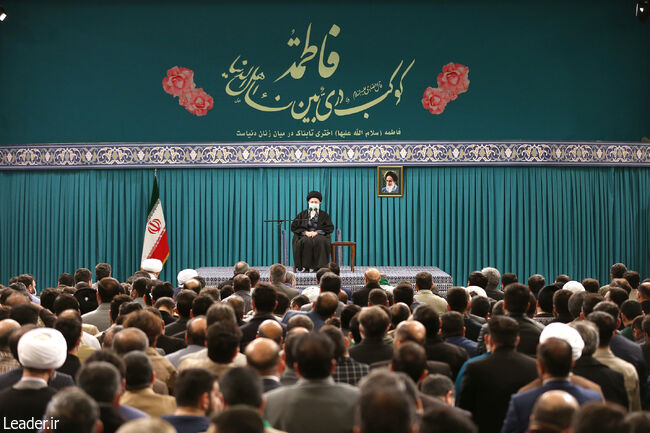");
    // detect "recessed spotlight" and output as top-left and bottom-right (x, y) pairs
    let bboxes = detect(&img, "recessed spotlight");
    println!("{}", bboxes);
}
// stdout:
(0, 7), (6, 22)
